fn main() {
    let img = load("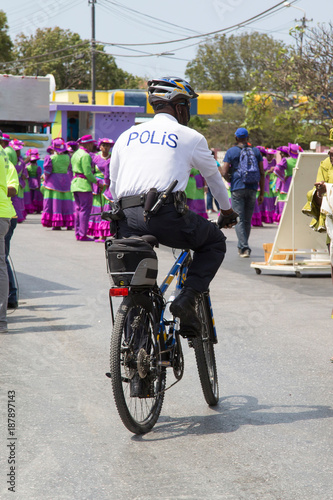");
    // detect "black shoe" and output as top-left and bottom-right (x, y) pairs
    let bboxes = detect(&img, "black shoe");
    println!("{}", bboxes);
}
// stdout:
(7, 301), (18, 309)
(178, 325), (199, 339)
(240, 249), (251, 258)
(170, 287), (202, 337)
(130, 373), (144, 397)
